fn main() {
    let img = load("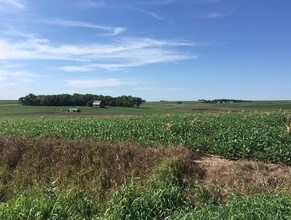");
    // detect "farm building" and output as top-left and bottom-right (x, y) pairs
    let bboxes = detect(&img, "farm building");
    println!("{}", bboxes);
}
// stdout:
(68, 108), (80, 113)
(93, 100), (105, 108)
